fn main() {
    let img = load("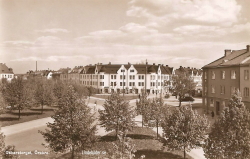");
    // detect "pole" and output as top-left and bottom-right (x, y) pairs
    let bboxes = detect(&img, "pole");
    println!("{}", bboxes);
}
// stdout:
(123, 70), (124, 97)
